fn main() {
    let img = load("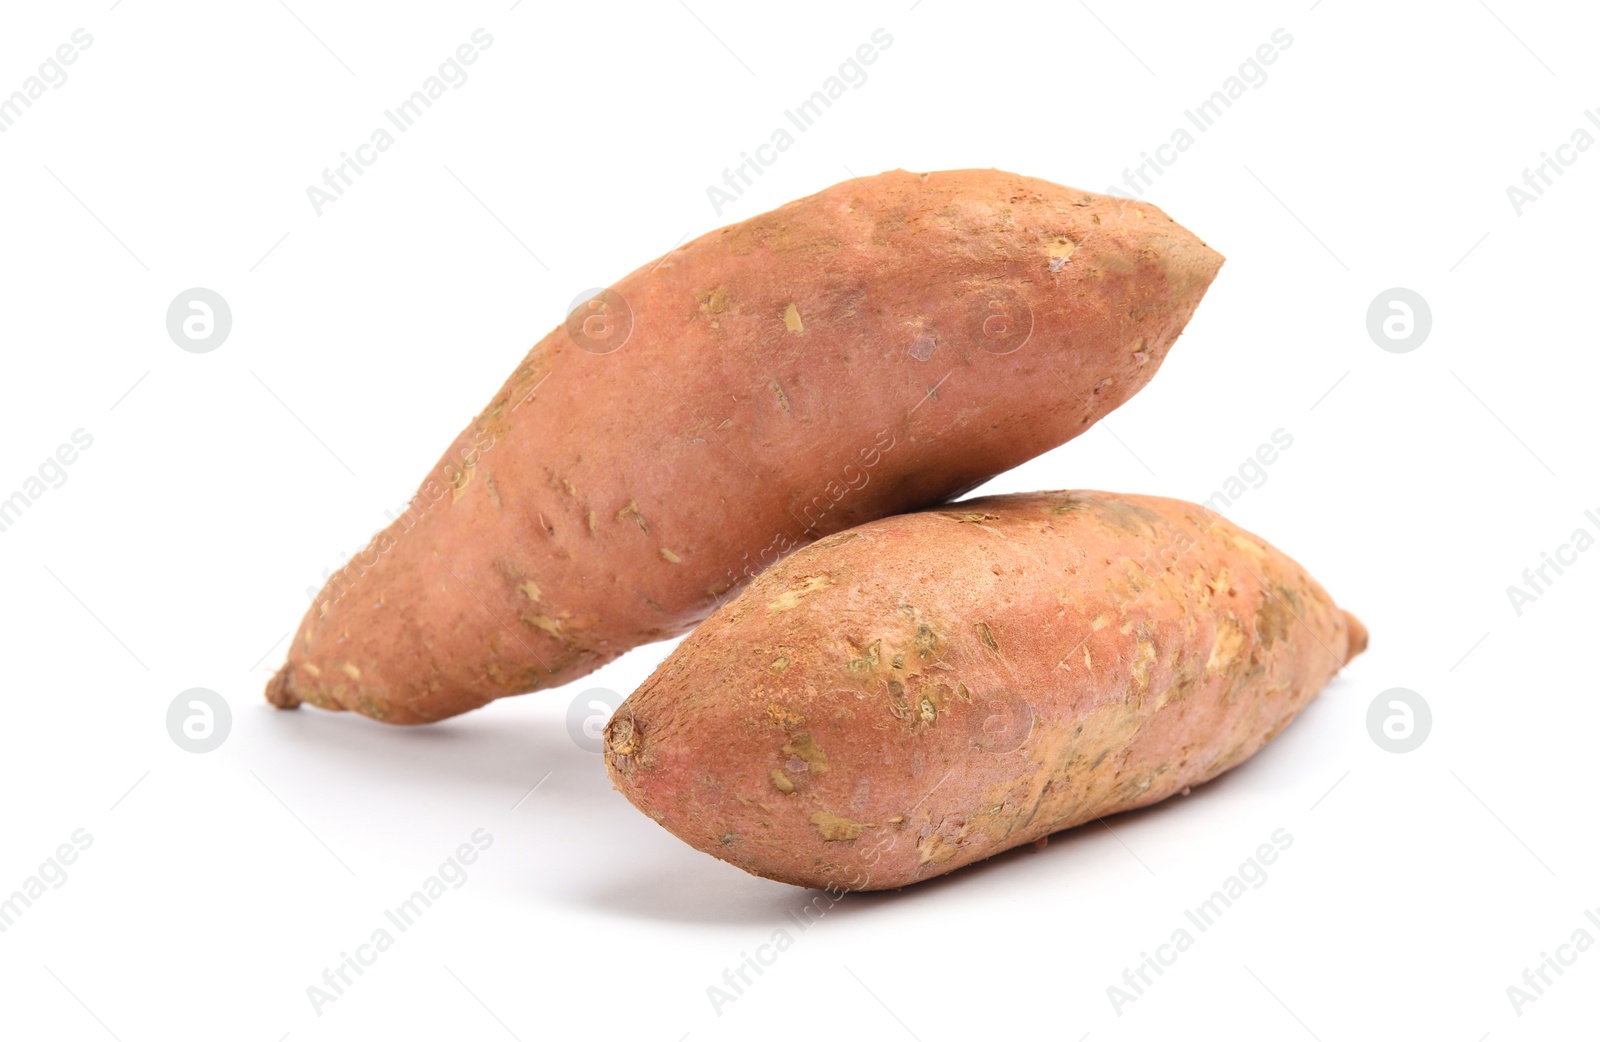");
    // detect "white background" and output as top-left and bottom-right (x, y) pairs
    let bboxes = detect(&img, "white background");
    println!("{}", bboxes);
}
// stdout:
(1, 1), (1595, 1038)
